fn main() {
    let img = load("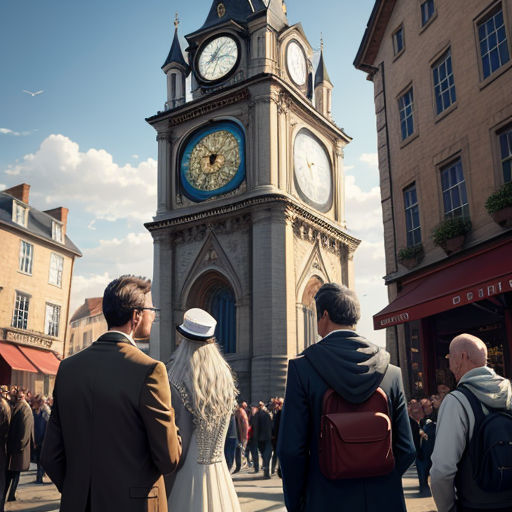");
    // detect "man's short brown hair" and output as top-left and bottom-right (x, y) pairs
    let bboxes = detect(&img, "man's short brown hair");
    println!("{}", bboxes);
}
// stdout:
(102, 275), (151, 329)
